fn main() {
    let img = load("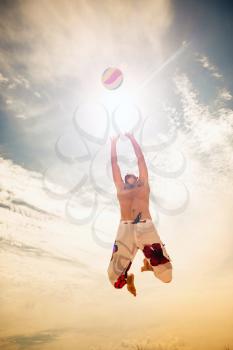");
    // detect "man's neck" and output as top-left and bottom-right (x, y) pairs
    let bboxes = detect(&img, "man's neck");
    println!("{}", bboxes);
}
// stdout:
(124, 183), (136, 189)
(124, 180), (141, 190)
